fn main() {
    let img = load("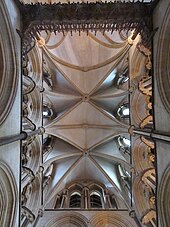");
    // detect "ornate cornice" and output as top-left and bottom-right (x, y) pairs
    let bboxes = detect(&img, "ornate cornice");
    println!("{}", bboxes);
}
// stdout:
(17, 2), (154, 55)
